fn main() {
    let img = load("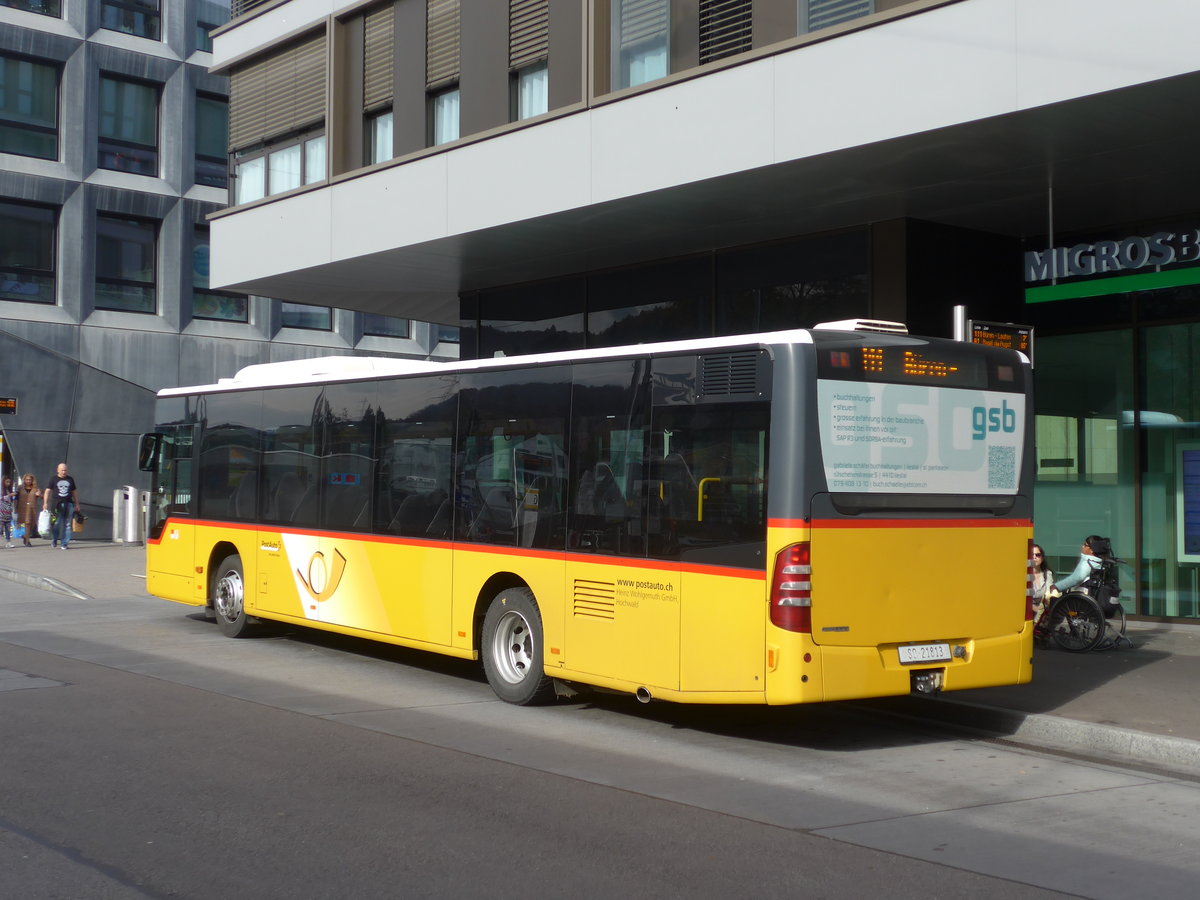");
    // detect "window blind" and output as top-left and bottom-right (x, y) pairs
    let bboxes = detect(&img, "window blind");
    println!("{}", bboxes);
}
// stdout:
(426, 0), (461, 88)
(806, 0), (873, 32)
(364, 4), (395, 109)
(618, 0), (669, 48)
(699, 0), (752, 64)
(509, 0), (549, 70)
(229, 31), (326, 150)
